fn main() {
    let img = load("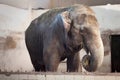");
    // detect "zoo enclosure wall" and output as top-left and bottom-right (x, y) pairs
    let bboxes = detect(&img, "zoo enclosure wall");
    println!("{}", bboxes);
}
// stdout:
(0, 2), (120, 73)
(0, 0), (120, 9)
